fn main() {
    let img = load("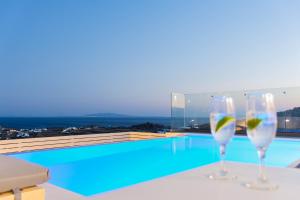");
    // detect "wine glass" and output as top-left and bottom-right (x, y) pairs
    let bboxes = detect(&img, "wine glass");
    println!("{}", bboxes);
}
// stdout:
(244, 92), (278, 190)
(208, 95), (236, 180)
